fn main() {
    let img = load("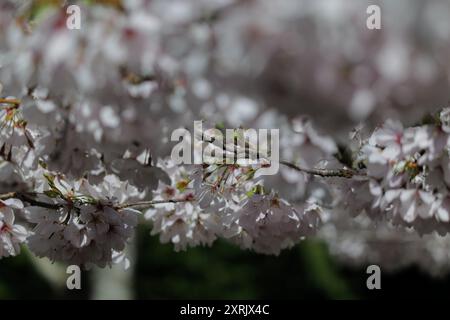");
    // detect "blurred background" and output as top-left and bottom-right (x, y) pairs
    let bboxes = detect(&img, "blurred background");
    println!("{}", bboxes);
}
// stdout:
(2, 225), (450, 299)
